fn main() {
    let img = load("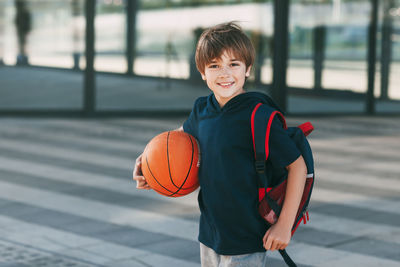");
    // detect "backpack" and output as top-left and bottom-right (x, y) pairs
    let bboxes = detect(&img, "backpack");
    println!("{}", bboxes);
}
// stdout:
(250, 103), (315, 267)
